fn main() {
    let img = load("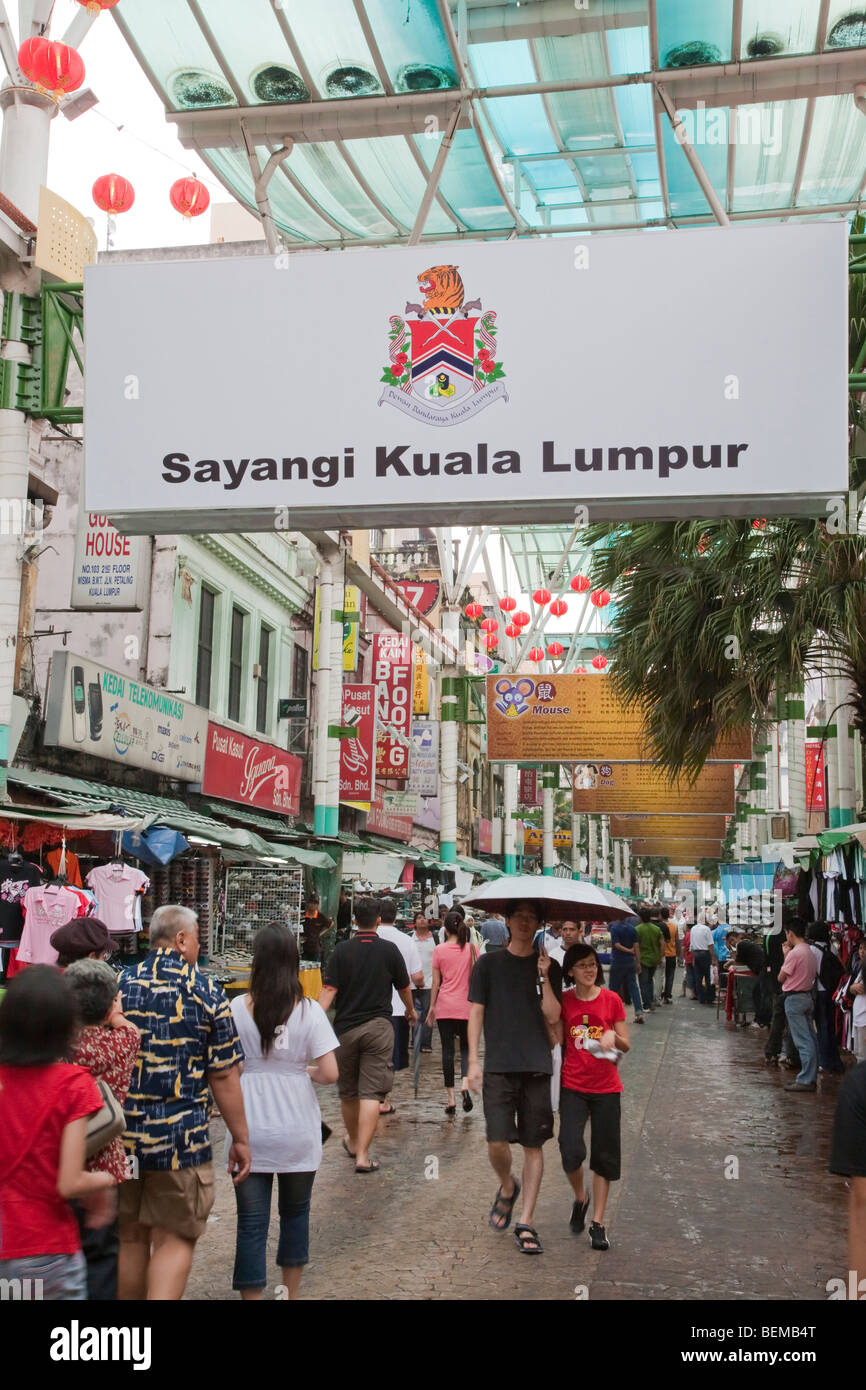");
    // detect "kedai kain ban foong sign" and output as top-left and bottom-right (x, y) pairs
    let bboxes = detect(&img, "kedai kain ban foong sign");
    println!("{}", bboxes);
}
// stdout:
(83, 225), (848, 535)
